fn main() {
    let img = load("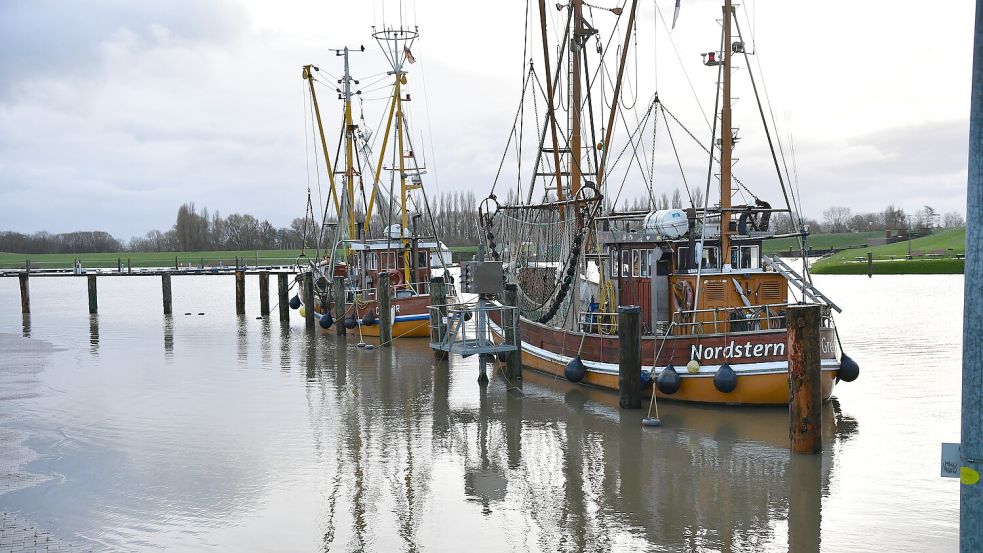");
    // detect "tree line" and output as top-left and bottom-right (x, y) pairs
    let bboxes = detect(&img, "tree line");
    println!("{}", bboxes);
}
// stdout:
(0, 190), (482, 254)
(0, 191), (965, 255)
